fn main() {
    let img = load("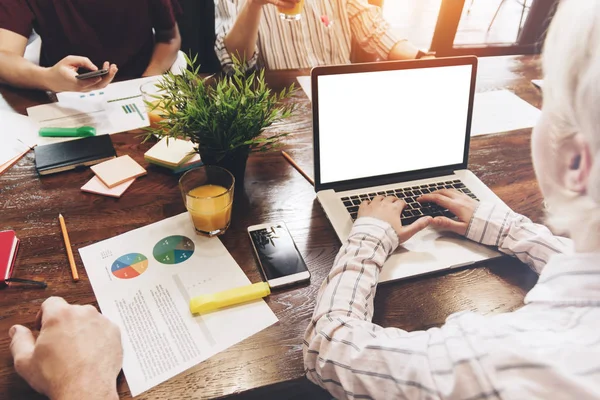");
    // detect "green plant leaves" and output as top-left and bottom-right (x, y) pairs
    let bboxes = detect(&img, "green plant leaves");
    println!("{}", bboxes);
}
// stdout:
(144, 54), (296, 161)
